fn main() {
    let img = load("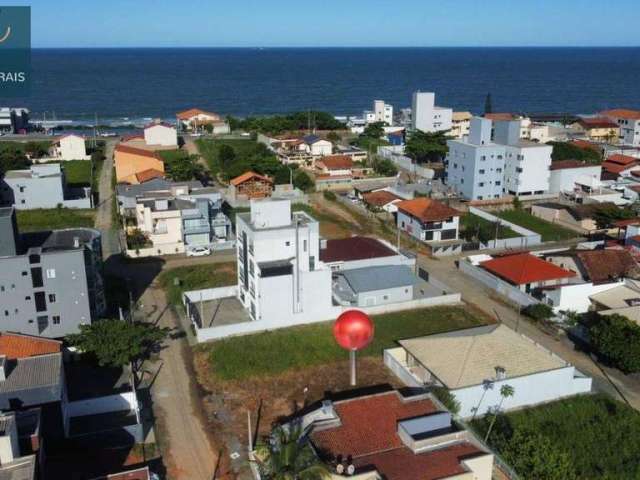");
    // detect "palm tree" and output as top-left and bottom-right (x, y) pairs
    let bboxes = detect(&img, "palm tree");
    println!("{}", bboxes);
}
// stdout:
(484, 384), (515, 443)
(254, 424), (330, 480)
(471, 379), (495, 421)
